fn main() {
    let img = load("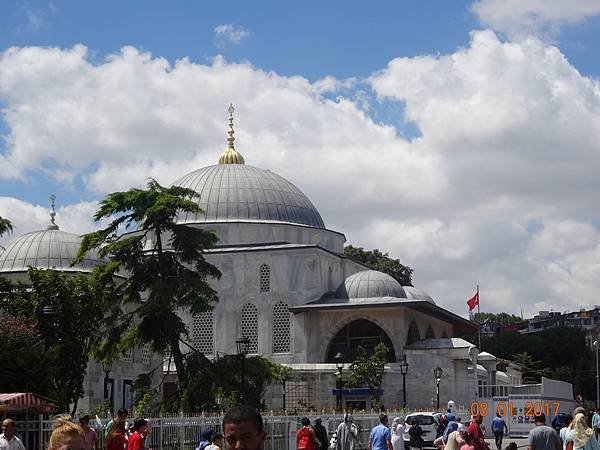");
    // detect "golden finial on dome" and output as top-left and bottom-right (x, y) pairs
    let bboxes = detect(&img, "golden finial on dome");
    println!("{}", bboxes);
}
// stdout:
(218, 103), (245, 164)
